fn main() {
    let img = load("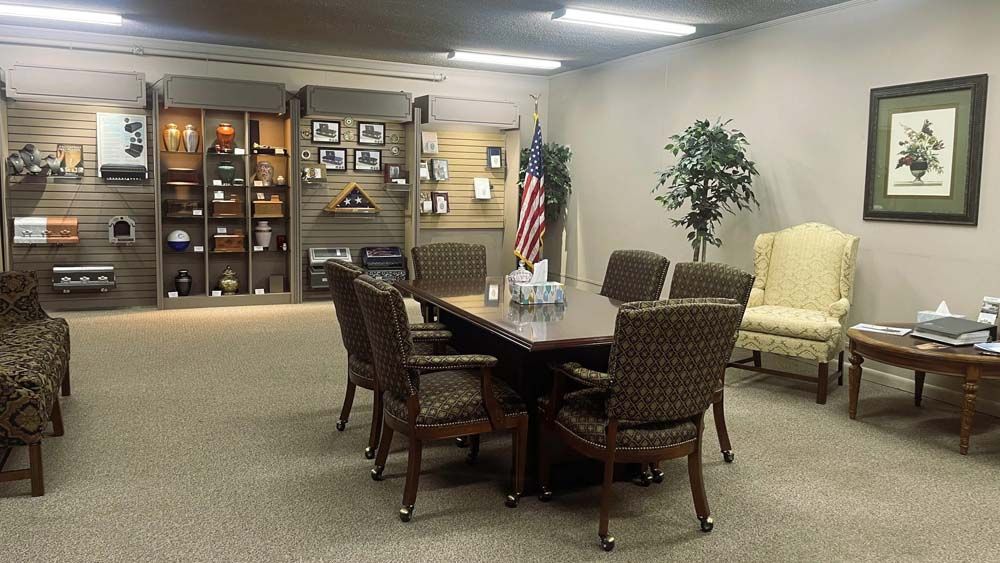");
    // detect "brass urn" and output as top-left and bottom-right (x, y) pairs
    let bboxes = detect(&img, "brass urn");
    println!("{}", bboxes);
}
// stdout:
(218, 265), (239, 295)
